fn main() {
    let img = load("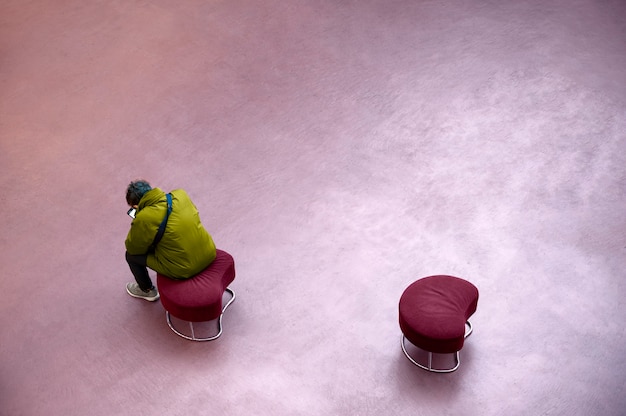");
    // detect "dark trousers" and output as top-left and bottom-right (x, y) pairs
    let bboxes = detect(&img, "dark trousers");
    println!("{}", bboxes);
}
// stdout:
(125, 252), (154, 291)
